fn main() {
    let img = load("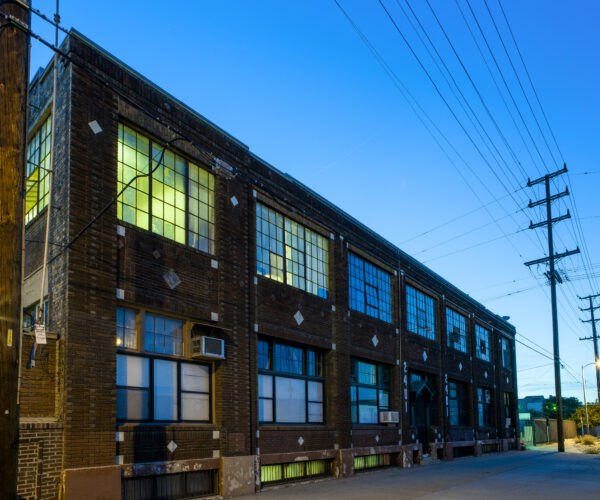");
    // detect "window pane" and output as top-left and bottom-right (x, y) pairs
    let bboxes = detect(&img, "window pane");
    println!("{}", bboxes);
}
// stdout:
(116, 355), (149, 388)
(117, 388), (149, 420)
(358, 387), (378, 423)
(357, 361), (376, 385)
(446, 308), (467, 353)
(117, 307), (137, 349)
(308, 402), (324, 423)
(351, 386), (358, 424)
(258, 340), (270, 370)
(259, 399), (273, 422)
(258, 374), (273, 399)
(145, 313), (183, 355)
(378, 390), (389, 410)
(188, 162), (215, 253)
(275, 377), (306, 423)
(476, 325), (491, 361)
(308, 381), (323, 402)
(25, 115), (52, 224)
(181, 363), (209, 393)
(181, 393), (209, 421)
(274, 344), (303, 375)
(153, 359), (178, 420)
(406, 285), (436, 339)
